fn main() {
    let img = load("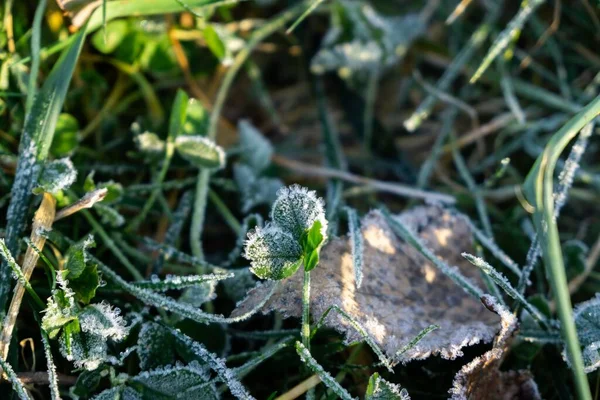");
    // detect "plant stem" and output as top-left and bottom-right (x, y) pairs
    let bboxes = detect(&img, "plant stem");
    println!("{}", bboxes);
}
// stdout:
(302, 269), (311, 351)
(190, 1), (307, 260)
